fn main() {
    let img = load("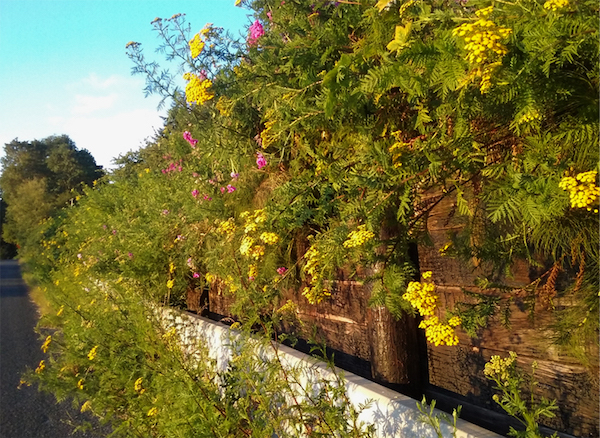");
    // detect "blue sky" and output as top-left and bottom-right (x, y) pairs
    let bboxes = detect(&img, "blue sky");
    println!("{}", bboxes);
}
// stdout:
(0, 0), (251, 169)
